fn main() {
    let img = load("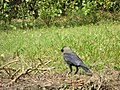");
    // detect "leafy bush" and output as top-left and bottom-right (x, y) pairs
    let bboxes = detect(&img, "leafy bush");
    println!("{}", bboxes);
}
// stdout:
(0, 0), (120, 29)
